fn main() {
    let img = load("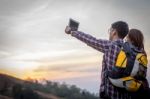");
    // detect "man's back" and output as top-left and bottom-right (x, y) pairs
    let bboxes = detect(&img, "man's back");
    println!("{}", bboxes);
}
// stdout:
(100, 39), (131, 99)
(70, 31), (131, 99)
